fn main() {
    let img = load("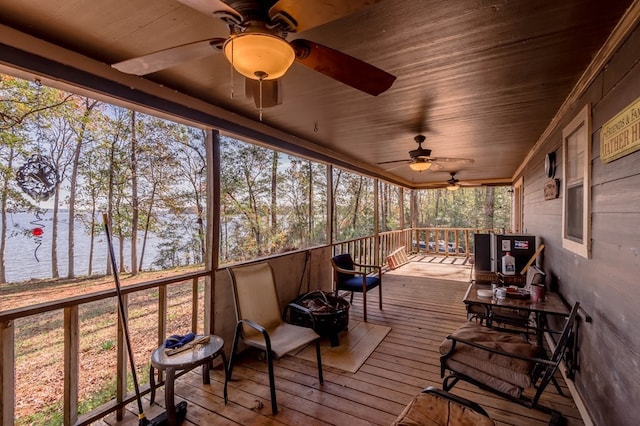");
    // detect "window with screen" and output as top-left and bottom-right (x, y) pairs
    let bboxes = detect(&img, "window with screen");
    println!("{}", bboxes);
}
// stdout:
(562, 104), (591, 258)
